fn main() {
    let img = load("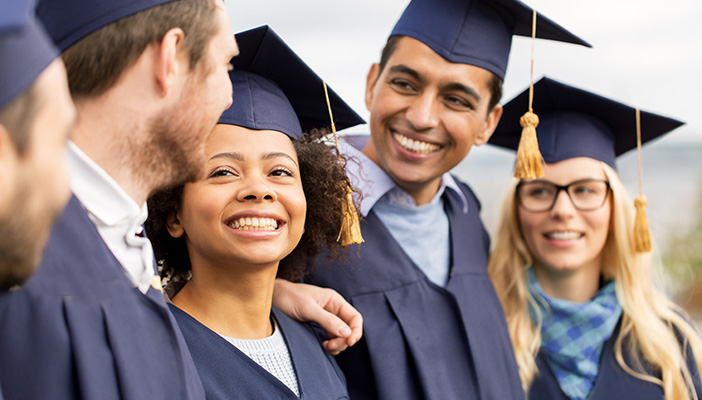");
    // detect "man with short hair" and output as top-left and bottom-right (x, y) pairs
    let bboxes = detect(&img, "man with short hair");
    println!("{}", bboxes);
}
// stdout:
(0, 1), (359, 398)
(0, 1), (234, 398)
(0, 0), (75, 293)
(0, 2), (76, 398)
(305, 0), (590, 398)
